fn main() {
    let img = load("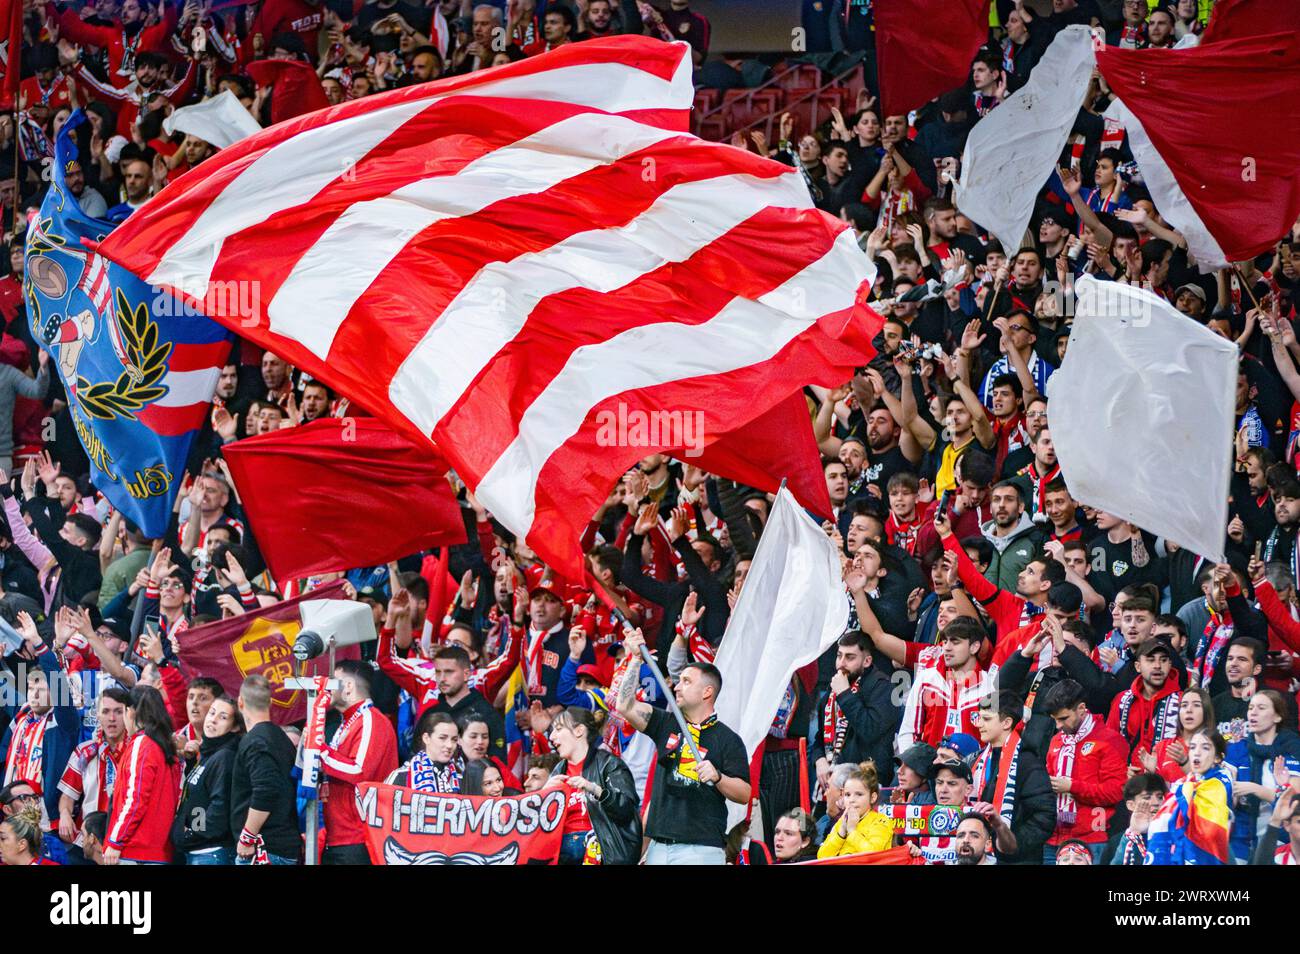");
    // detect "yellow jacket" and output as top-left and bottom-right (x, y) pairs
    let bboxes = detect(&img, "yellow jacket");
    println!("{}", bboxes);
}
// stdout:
(817, 810), (895, 859)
